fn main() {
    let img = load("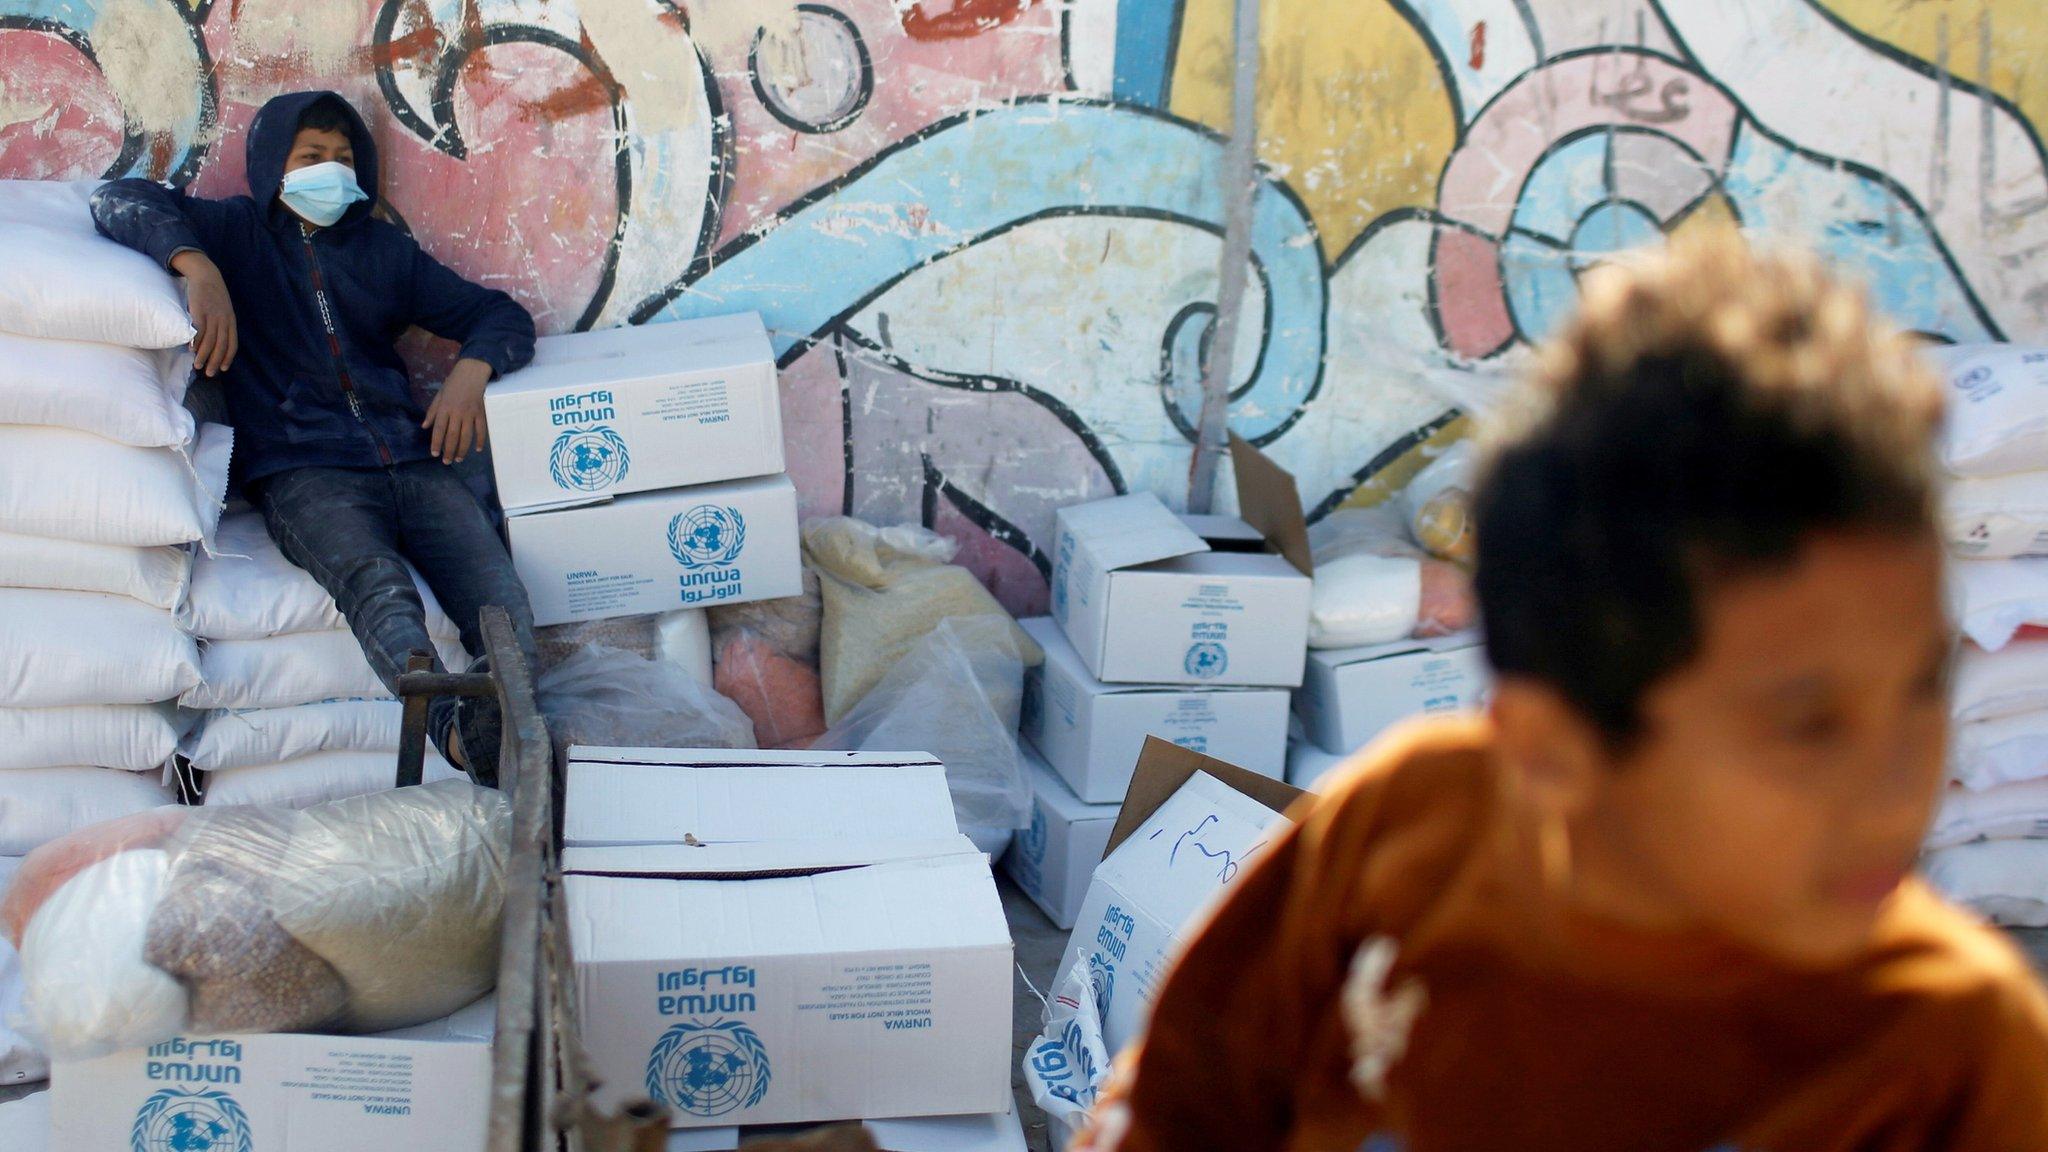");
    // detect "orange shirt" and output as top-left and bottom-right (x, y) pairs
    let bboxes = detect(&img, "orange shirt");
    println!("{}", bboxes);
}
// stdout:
(1079, 717), (2048, 1152)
